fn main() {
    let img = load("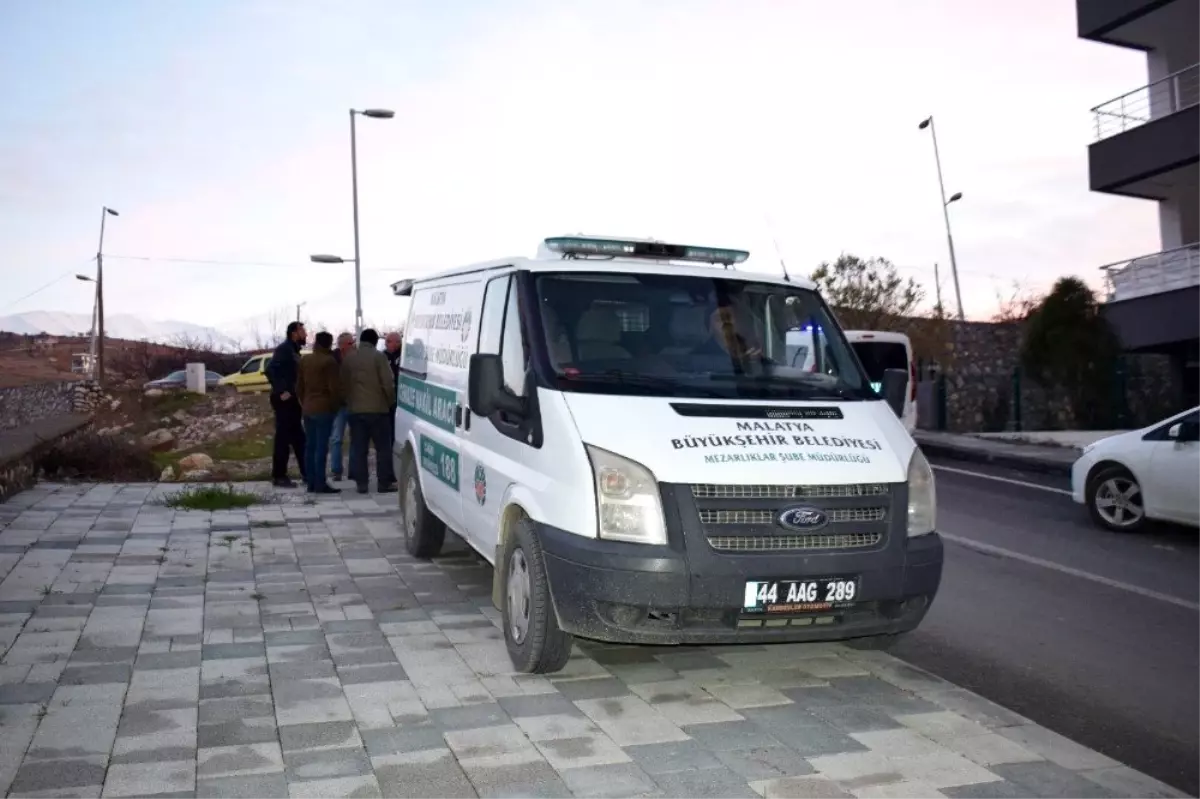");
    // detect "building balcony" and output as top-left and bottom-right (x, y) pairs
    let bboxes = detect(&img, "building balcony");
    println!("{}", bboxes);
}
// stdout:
(1100, 245), (1199, 353)
(1080, 0), (1180, 47)
(1103, 243), (1200, 301)
(1086, 64), (1199, 199)
(1091, 63), (1199, 142)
